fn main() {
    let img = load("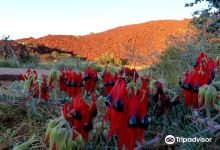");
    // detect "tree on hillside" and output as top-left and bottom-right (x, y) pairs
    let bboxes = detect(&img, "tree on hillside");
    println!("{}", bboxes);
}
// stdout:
(185, 0), (220, 56)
